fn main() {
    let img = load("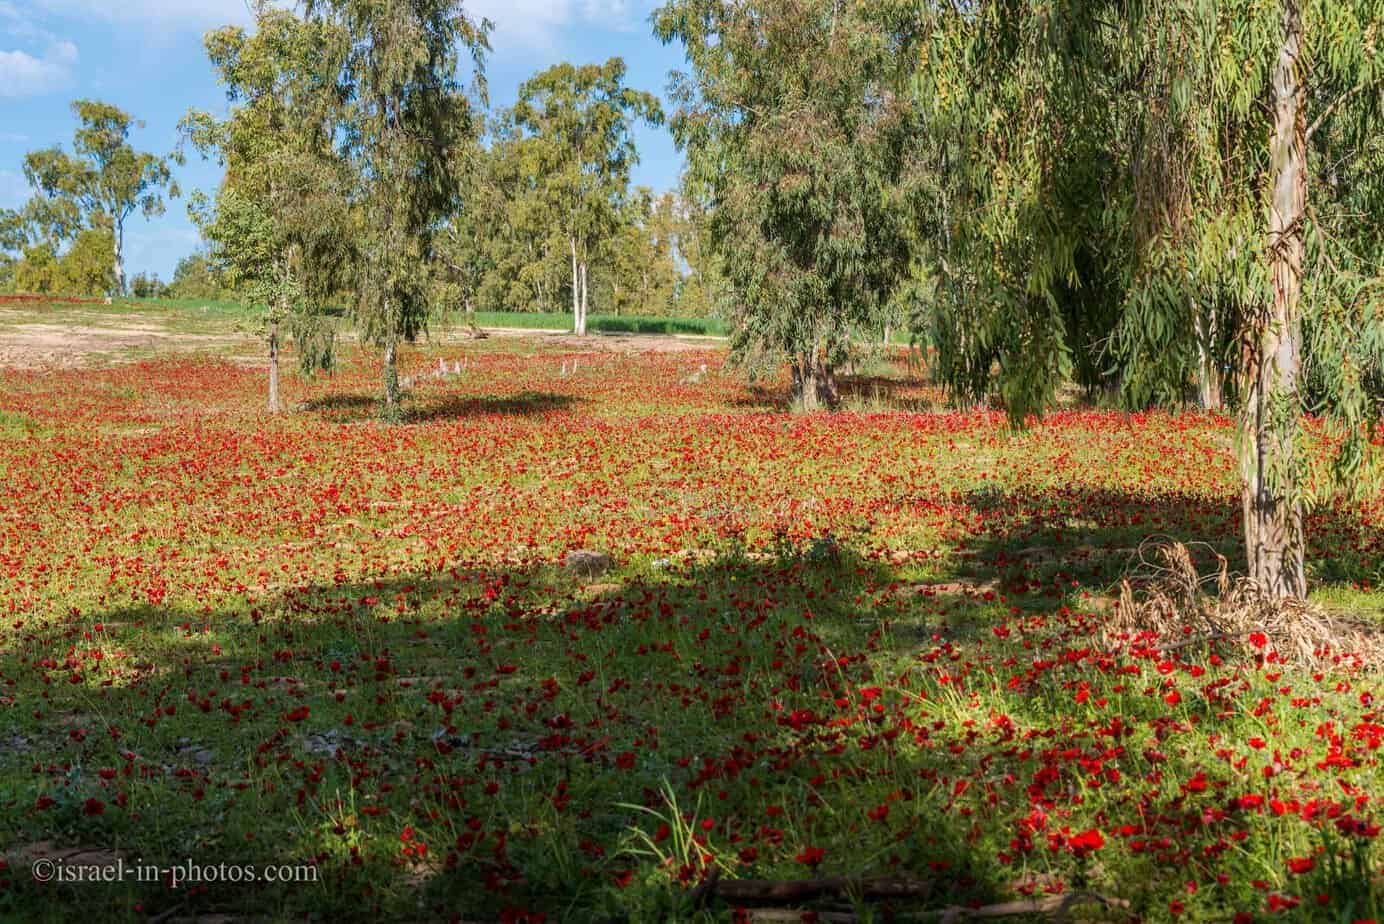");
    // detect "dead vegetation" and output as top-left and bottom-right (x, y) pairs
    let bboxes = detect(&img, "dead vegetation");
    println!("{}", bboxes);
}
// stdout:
(1104, 538), (1382, 667)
